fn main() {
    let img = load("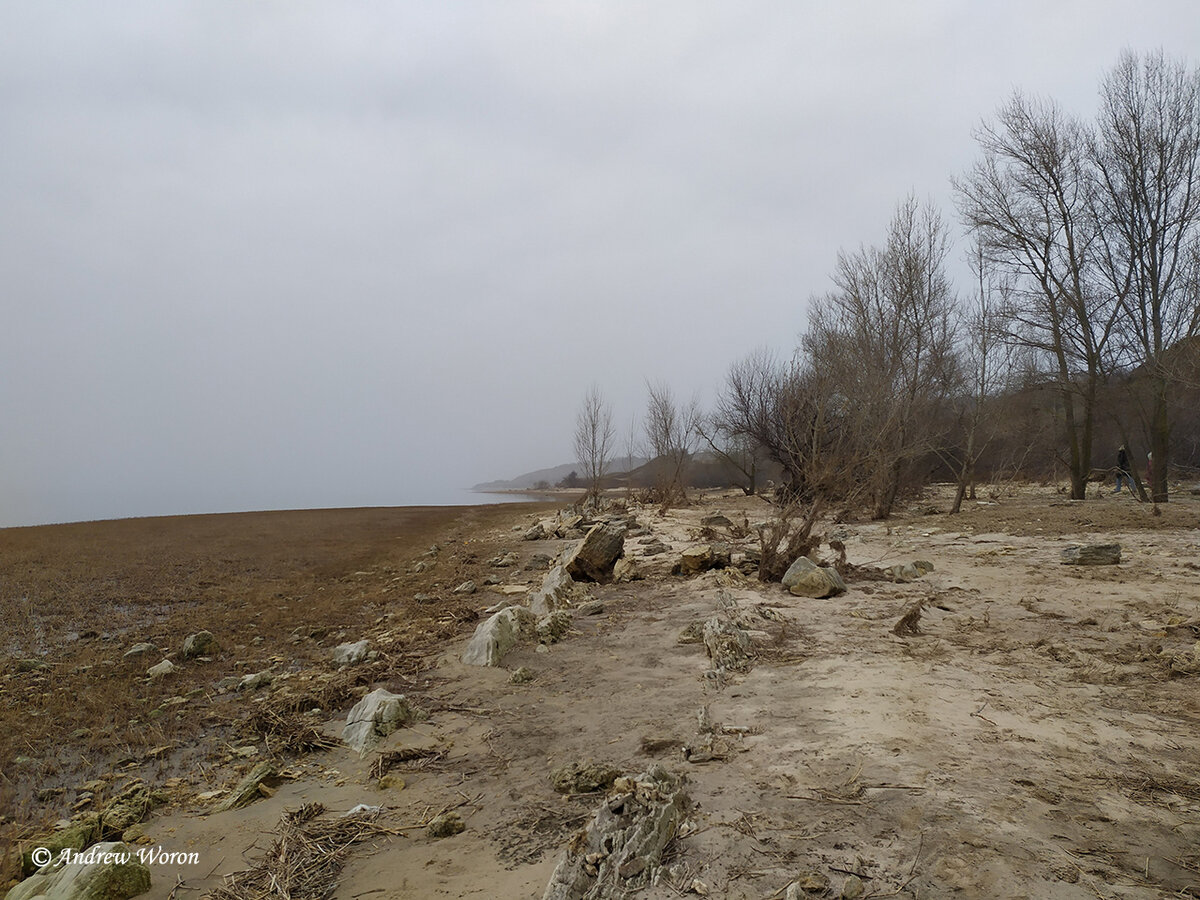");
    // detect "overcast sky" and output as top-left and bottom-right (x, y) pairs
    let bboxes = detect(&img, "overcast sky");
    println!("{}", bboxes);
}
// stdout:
(2, 2), (1198, 527)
